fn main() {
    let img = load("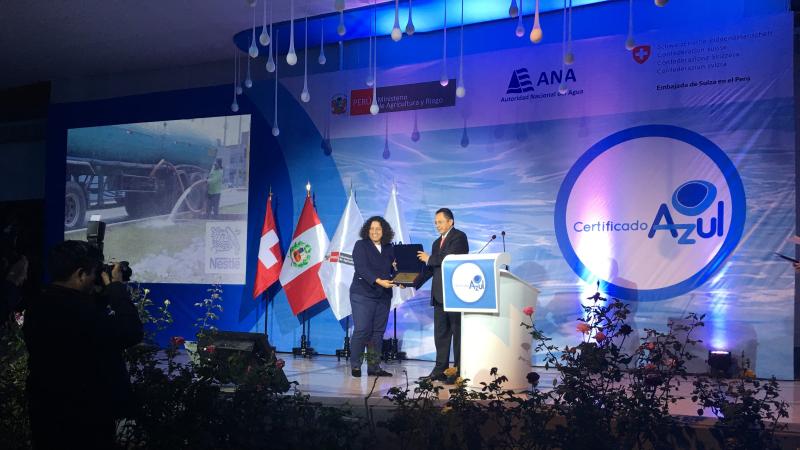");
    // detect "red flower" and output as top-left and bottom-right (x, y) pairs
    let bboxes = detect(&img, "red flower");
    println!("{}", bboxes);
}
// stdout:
(171, 336), (186, 346)
(523, 306), (535, 316)
(276, 358), (286, 369)
(576, 322), (590, 334)
(205, 345), (216, 354)
(595, 331), (606, 342)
